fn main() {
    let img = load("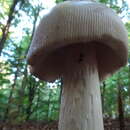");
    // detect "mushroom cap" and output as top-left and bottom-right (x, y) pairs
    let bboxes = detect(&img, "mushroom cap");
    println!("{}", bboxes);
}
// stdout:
(27, 0), (128, 82)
